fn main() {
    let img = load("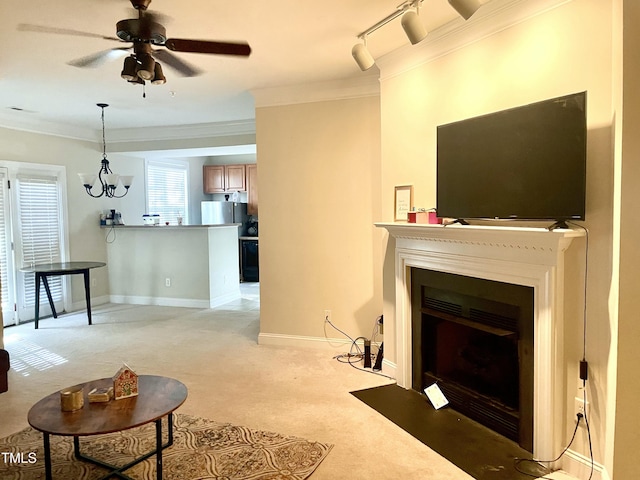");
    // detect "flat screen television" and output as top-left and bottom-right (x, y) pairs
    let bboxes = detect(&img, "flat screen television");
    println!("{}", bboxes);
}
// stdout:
(436, 91), (587, 225)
